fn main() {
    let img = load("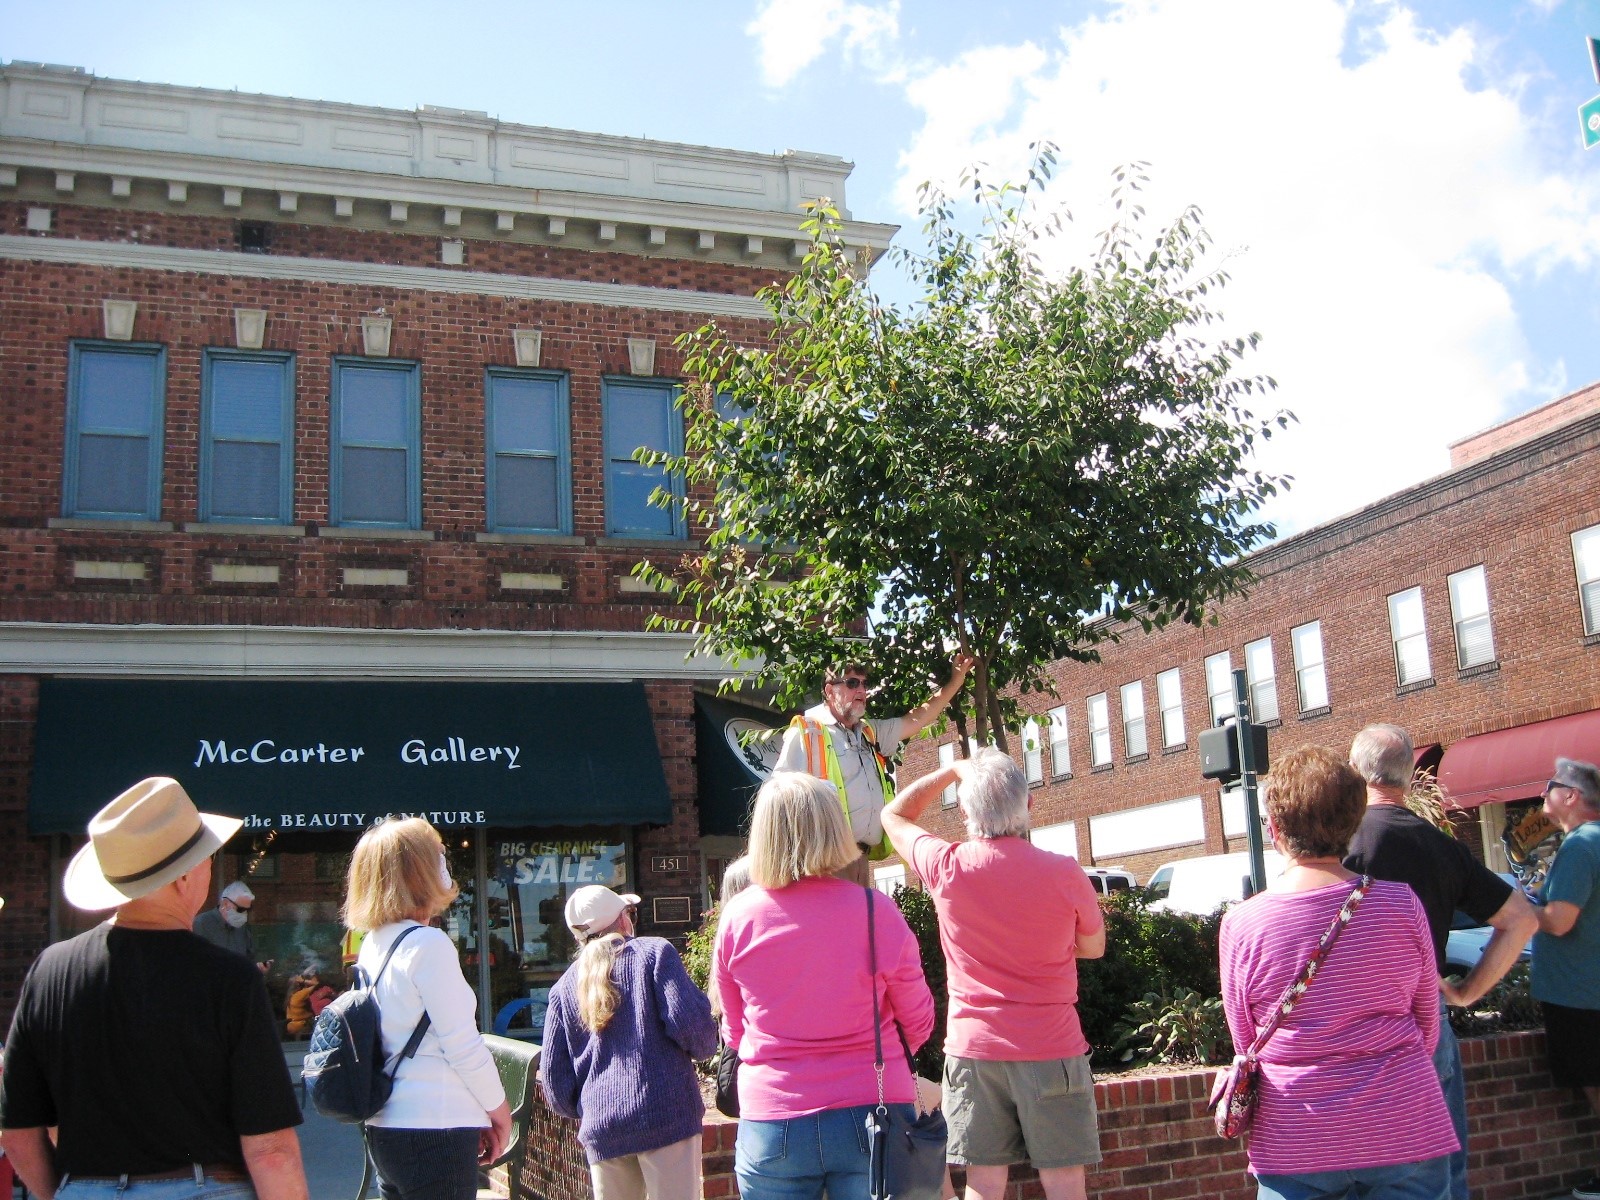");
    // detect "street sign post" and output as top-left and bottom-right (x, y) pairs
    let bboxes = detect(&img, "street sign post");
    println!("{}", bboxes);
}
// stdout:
(1583, 94), (1600, 150)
